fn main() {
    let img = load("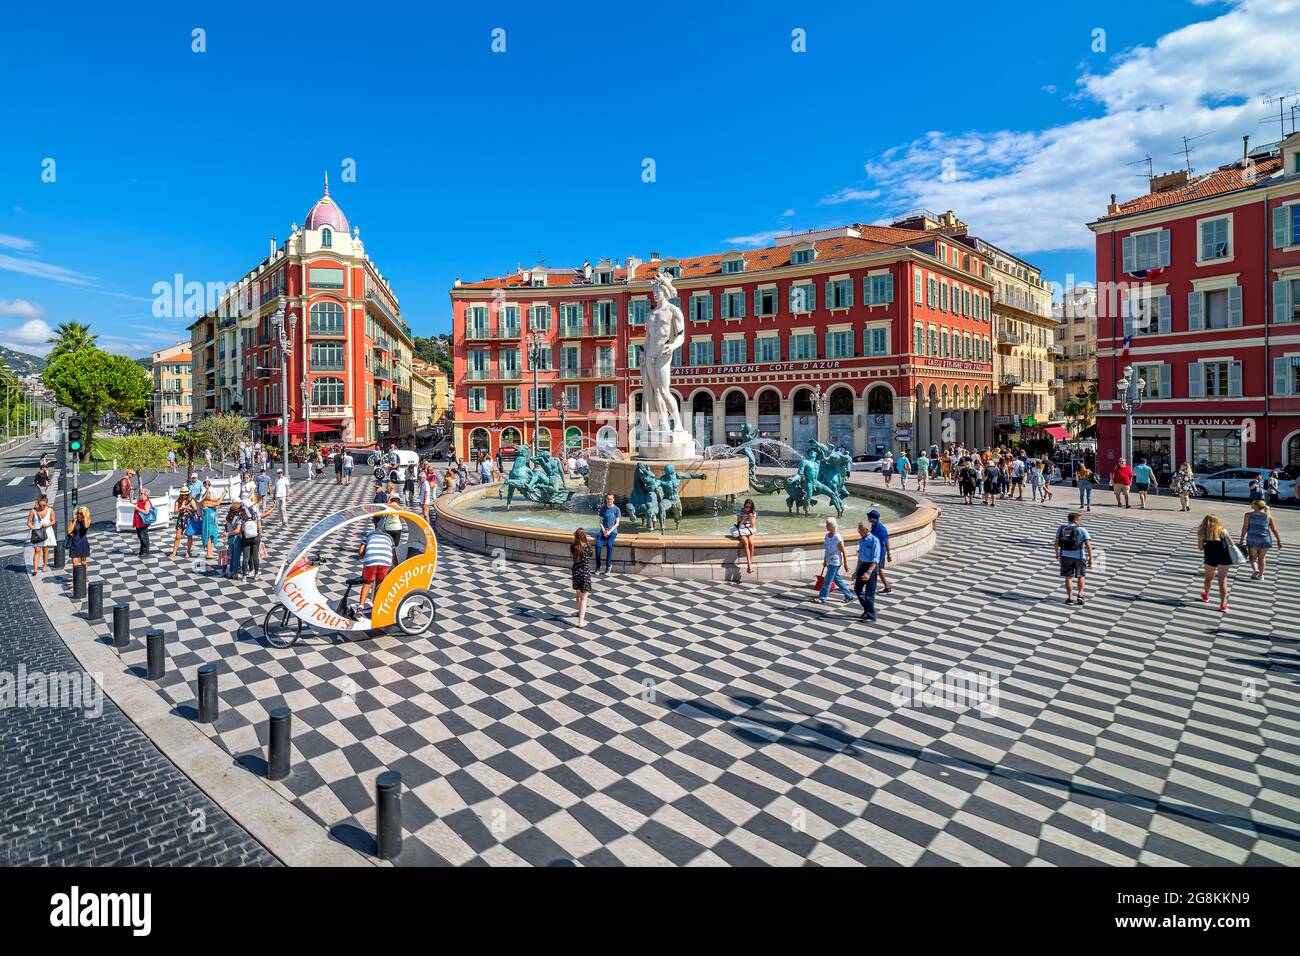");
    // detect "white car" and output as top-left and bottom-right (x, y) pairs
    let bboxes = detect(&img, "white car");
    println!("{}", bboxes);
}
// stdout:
(851, 454), (888, 472)
(1194, 467), (1297, 501)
